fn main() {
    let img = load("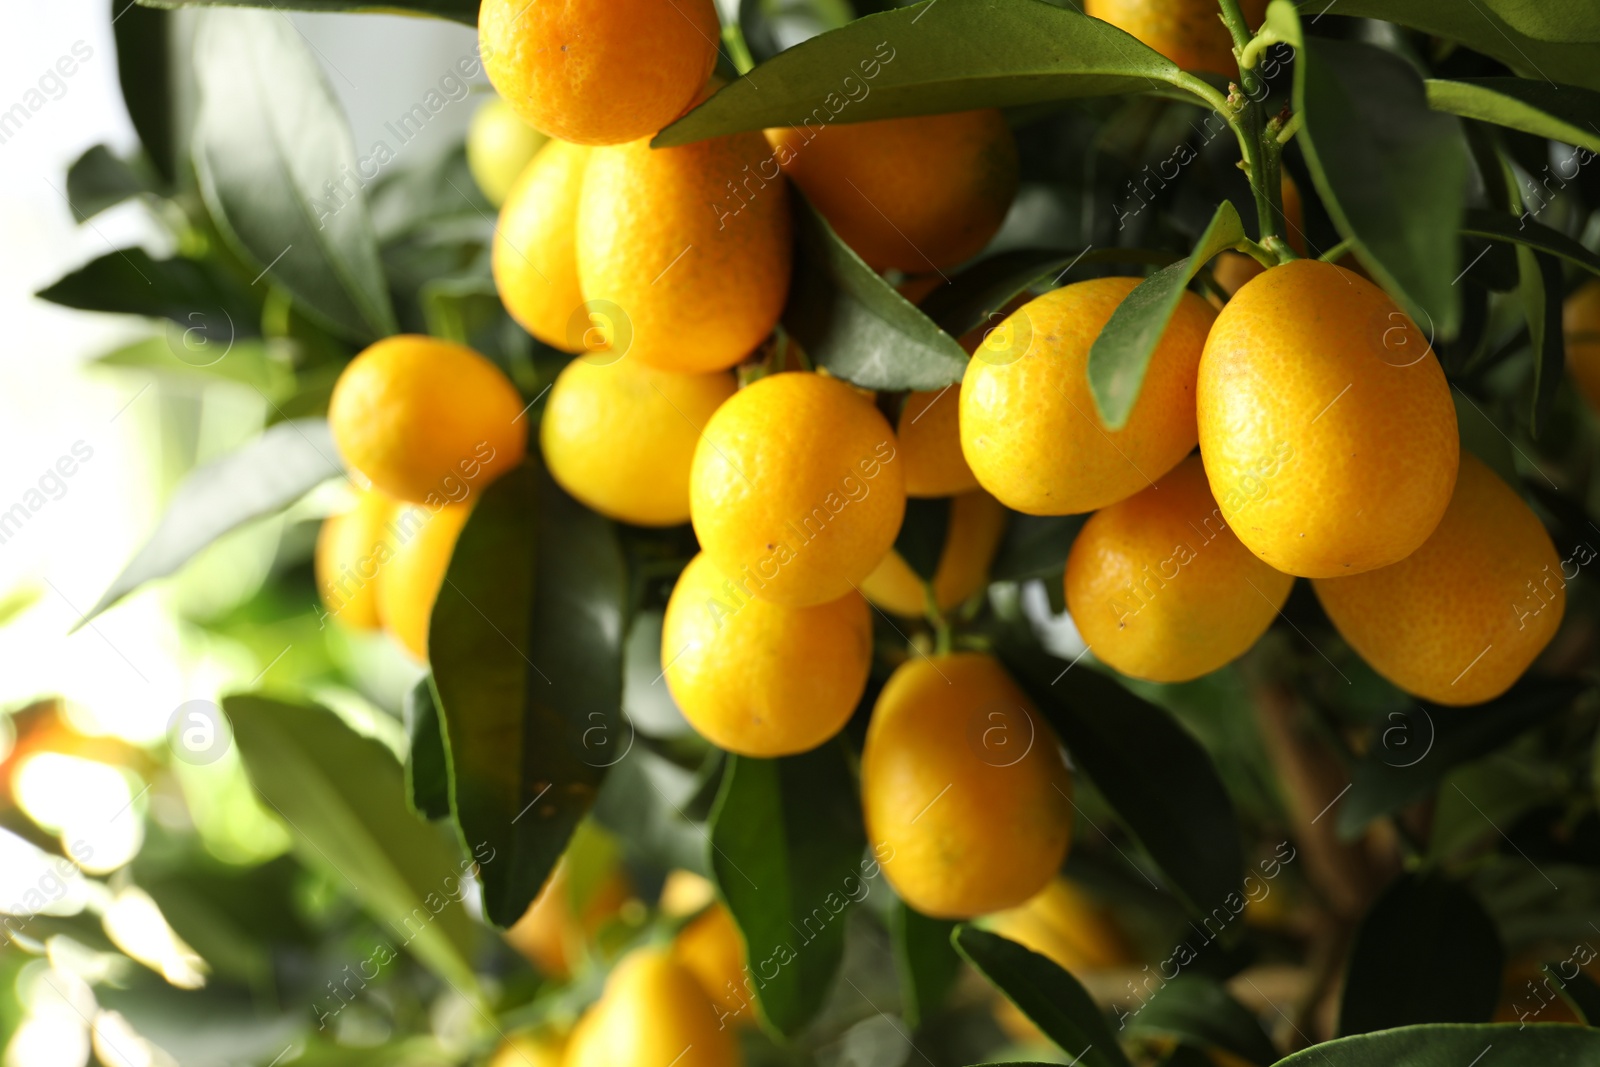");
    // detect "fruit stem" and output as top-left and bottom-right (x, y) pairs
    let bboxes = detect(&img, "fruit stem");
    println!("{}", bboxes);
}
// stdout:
(1214, 0), (1289, 251)
(1317, 237), (1357, 263)
(924, 584), (952, 655)
(1233, 236), (1277, 270)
